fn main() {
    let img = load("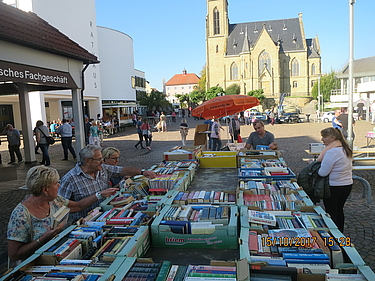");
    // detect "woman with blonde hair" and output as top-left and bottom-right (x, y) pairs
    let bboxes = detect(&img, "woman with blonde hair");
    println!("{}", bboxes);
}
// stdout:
(7, 165), (118, 262)
(318, 127), (352, 232)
